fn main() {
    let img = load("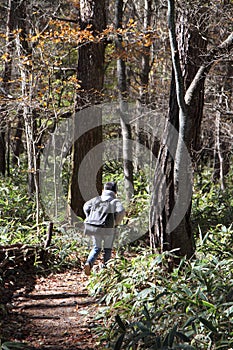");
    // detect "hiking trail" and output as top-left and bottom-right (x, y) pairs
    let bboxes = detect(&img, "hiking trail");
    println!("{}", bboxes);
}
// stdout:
(2, 268), (104, 350)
